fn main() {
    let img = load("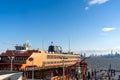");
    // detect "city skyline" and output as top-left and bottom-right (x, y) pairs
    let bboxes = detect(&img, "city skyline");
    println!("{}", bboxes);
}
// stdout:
(0, 0), (120, 54)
